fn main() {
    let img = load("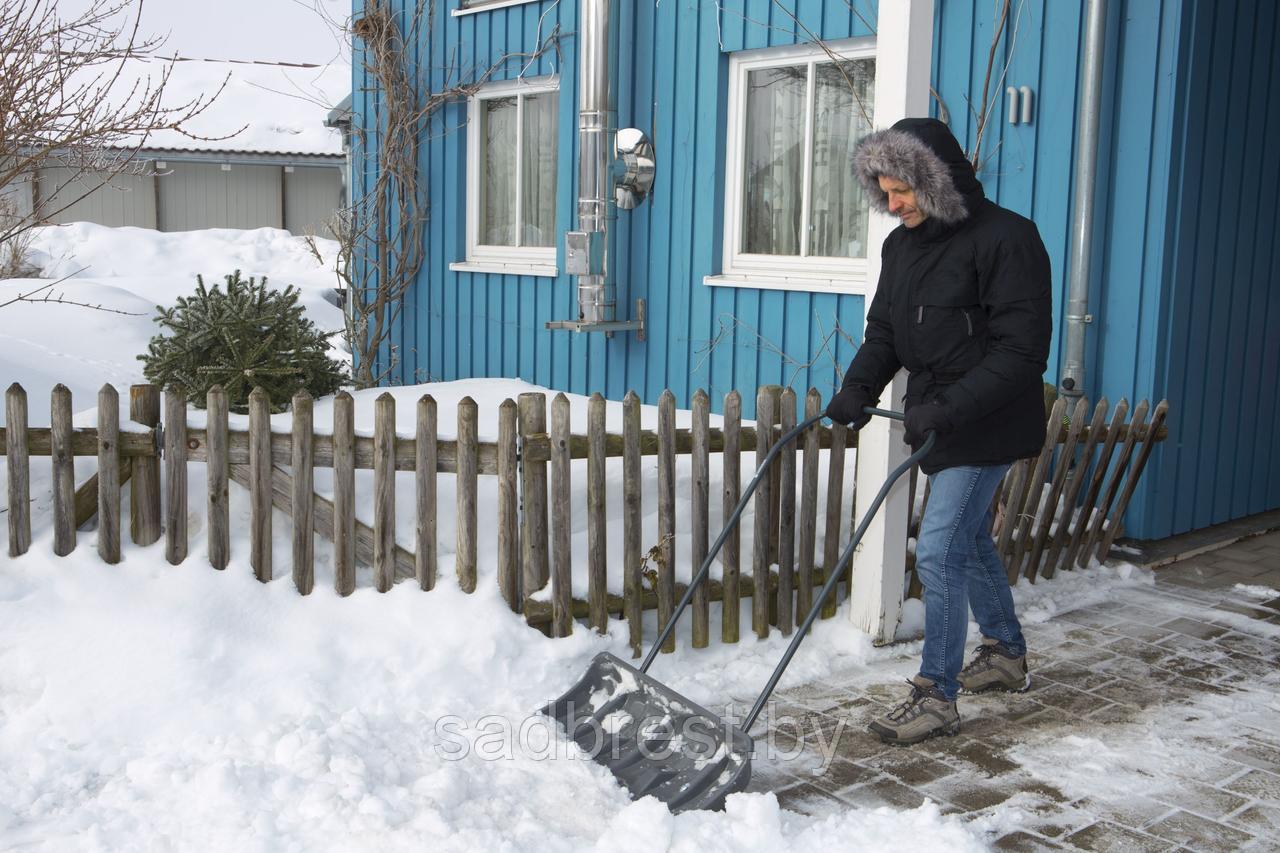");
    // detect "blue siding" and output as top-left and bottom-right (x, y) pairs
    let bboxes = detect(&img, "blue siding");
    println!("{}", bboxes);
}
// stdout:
(353, 0), (1280, 541)
(1148, 0), (1280, 537)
